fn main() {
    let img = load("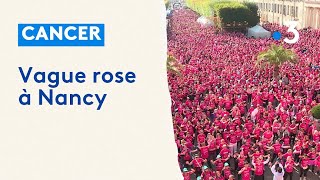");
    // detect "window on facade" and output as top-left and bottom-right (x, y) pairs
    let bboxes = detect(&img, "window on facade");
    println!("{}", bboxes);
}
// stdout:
(292, 6), (295, 16)
(269, 4), (271, 12)
(266, 3), (268, 11)
(265, 3), (267, 10)
(273, 4), (275, 12)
